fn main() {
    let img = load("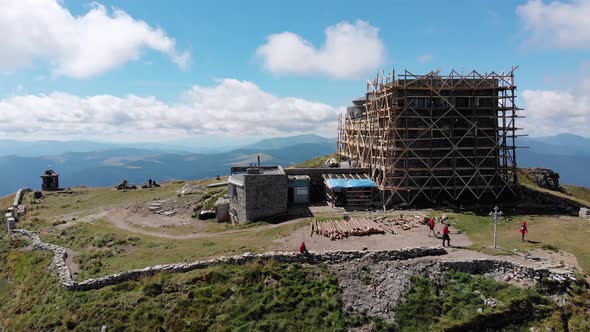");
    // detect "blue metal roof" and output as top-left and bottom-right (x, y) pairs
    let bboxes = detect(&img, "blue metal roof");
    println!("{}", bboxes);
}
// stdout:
(325, 178), (377, 189)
